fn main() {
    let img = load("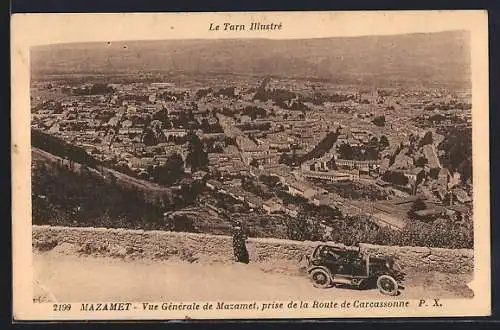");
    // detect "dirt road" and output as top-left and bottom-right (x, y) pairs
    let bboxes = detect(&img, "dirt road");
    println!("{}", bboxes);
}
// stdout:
(33, 251), (473, 302)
